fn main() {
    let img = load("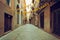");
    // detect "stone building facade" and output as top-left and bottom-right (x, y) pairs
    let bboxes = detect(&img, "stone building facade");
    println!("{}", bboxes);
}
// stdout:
(0, 0), (17, 36)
